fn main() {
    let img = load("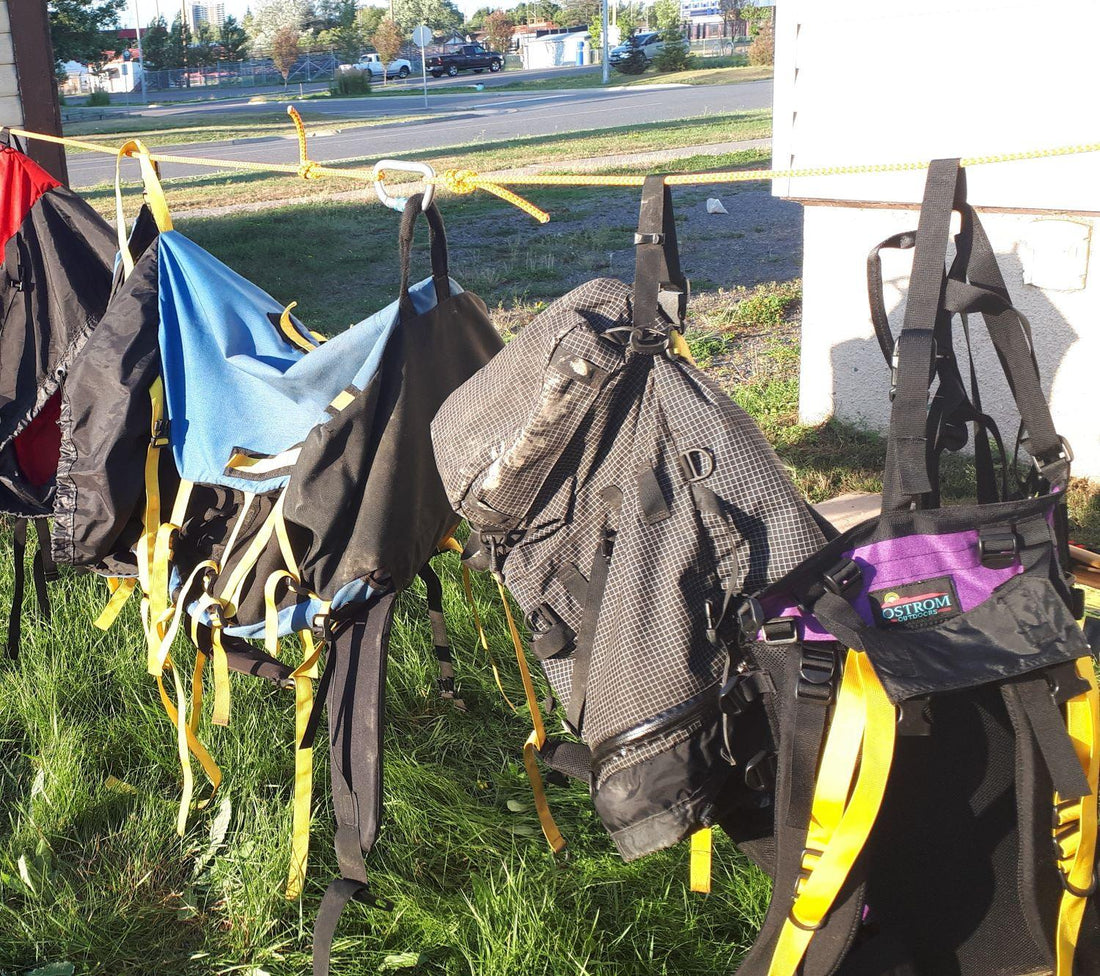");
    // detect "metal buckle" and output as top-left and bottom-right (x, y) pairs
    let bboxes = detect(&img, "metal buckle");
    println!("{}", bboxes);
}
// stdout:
(151, 418), (170, 447)
(797, 646), (837, 703)
(978, 528), (1018, 569)
(629, 326), (670, 354)
(634, 232), (664, 245)
(1032, 436), (1074, 481)
(822, 558), (862, 596)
